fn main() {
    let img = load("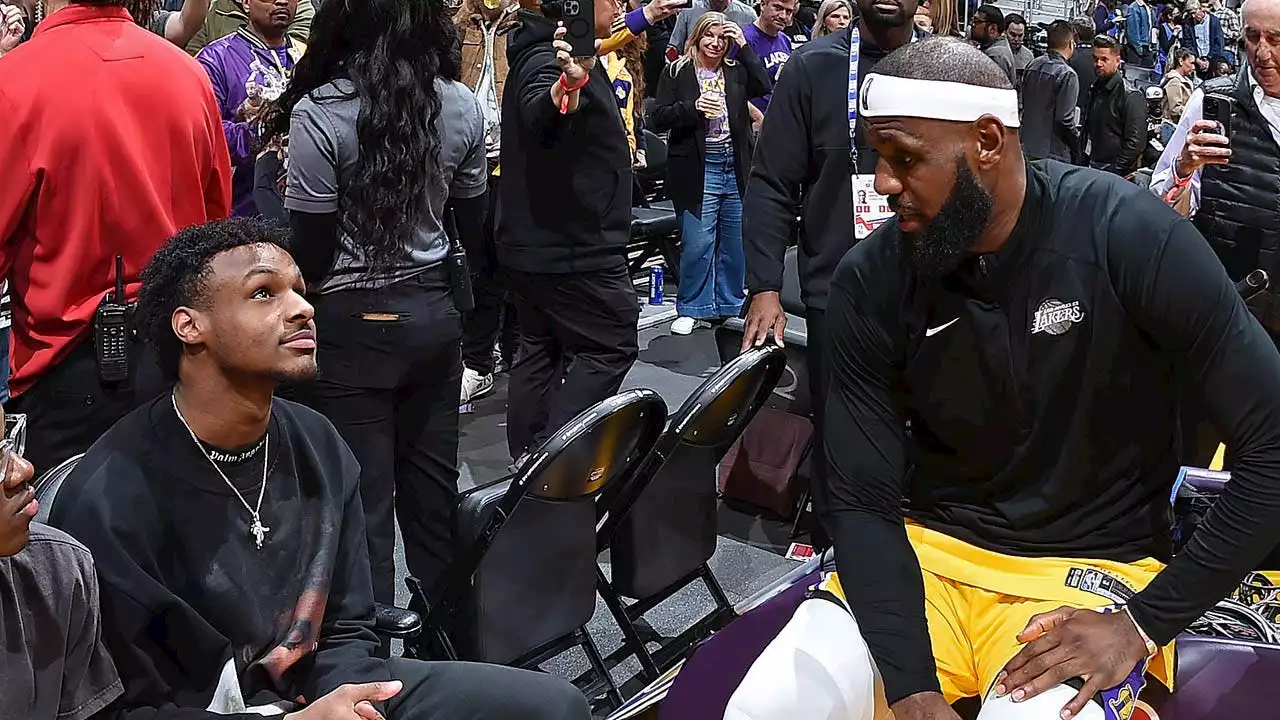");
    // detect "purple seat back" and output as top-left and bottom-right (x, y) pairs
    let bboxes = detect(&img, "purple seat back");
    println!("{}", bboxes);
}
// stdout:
(1149, 634), (1280, 719)
(659, 570), (819, 719)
